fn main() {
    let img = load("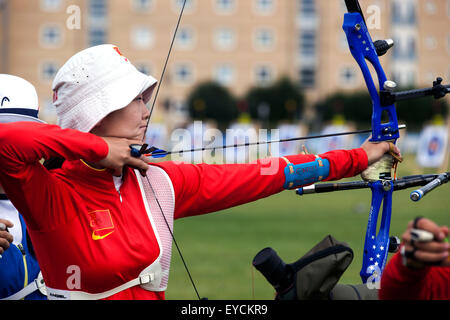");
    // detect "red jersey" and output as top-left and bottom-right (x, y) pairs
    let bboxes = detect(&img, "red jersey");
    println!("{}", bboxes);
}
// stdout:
(0, 122), (368, 299)
(380, 251), (450, 300)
